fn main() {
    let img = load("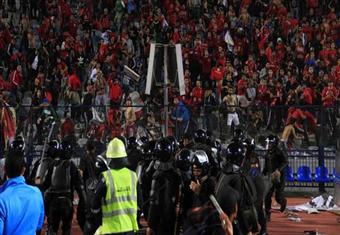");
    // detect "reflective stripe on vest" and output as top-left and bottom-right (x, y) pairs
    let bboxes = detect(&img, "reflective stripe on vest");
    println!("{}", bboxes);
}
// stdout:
(105, 169), (137, 204)
(101, 168), (138, 234)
